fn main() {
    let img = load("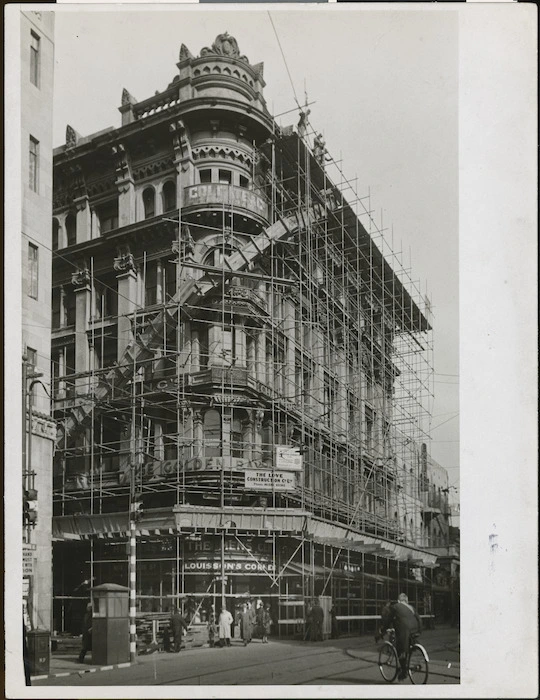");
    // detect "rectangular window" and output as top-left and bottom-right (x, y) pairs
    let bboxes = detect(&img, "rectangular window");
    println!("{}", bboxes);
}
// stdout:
(29, 136), (39, 192)
(218, 169), (232, 185)
(239, 175), (249, 189)
(28, 242), (38, 299)
(30, 31), (40, 87)
(97, 199), (119, 234)
(26, 347), (37, 368)
(199, 169), (212, 184)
